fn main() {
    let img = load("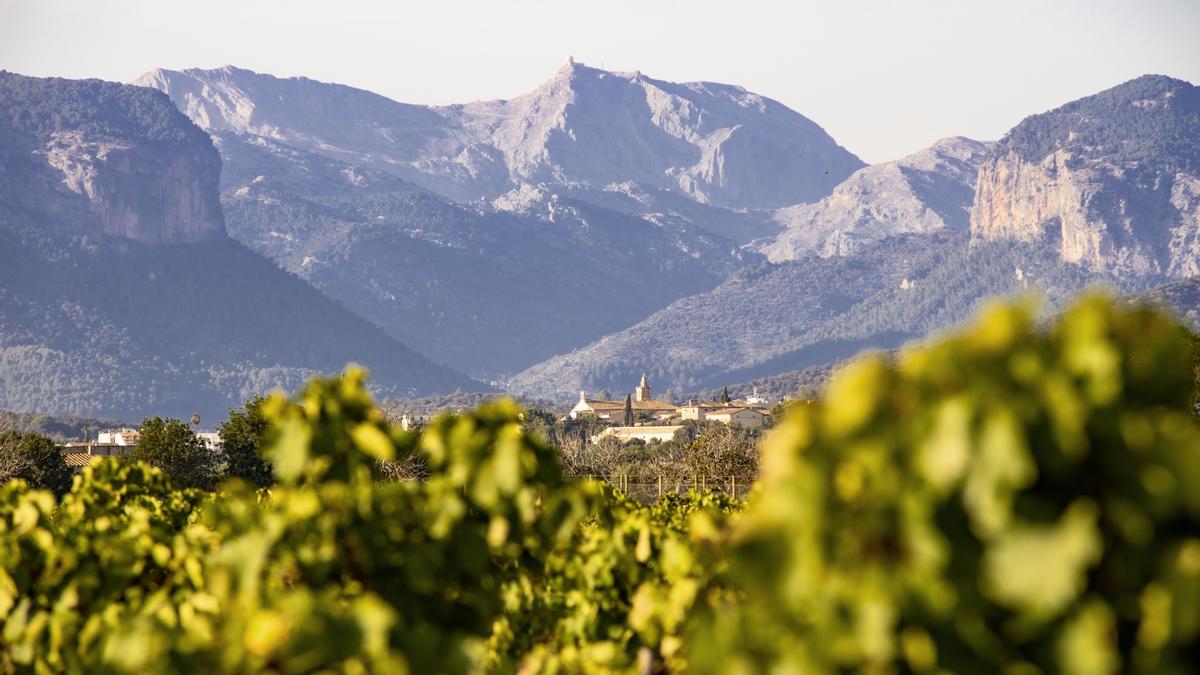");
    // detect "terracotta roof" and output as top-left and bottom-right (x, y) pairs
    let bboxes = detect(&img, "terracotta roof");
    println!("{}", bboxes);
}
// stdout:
(707, 407), (767, 416)
(583, 399), (677, 411)
(63, 452), (94, 468)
